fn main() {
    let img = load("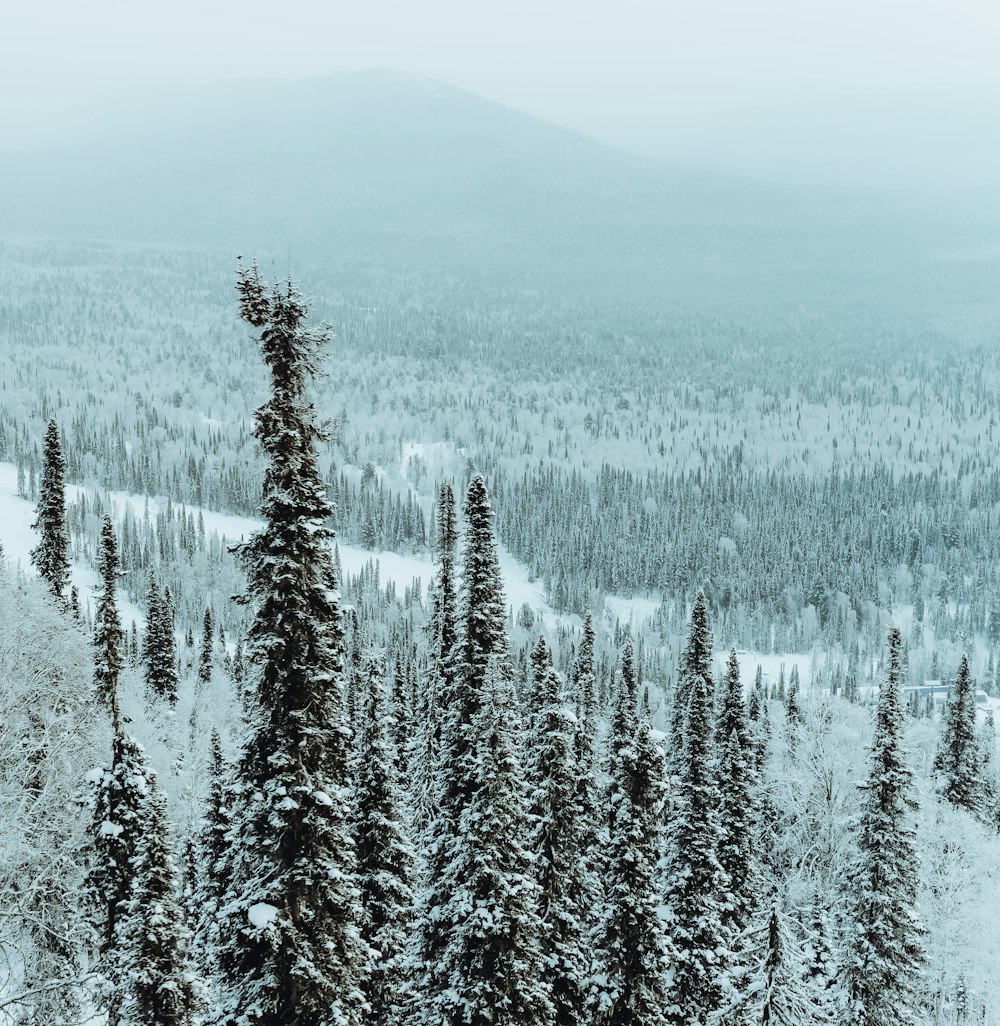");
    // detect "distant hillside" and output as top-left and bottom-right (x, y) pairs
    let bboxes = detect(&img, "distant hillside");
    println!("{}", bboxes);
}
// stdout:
(2, 71), (678, 253)
(3, 69), (996, 308)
